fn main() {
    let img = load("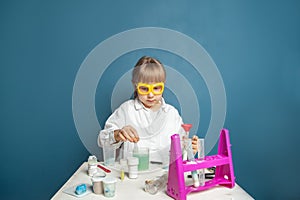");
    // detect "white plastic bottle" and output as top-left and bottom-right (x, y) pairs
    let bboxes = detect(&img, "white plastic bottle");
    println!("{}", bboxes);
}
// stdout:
(127, 157), (139, 179)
